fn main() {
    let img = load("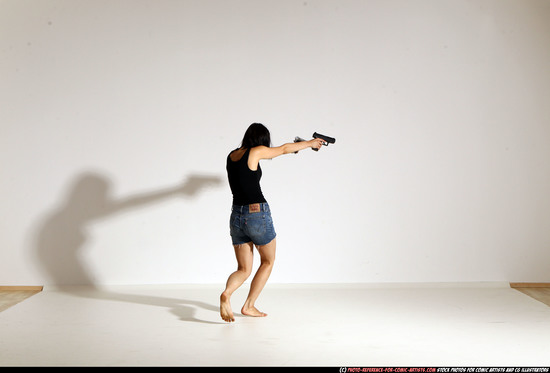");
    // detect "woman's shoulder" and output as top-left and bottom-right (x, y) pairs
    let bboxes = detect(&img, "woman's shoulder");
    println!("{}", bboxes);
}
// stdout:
(229, 147), (249, 162)
(249, 145), (269, 153)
